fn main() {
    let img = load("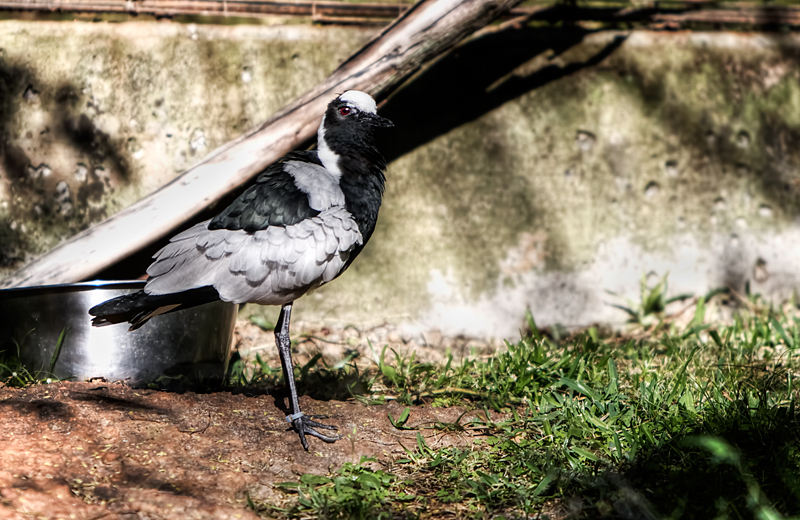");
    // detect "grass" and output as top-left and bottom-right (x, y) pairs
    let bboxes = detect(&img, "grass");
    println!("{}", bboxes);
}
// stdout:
(244, 280), (800, 520)
(0, 326), (66, 387)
